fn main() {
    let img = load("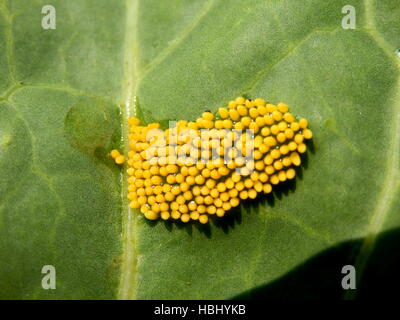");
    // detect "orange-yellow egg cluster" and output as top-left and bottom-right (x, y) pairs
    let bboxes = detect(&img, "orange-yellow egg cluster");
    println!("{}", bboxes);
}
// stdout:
(111, 97), (312, 223)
